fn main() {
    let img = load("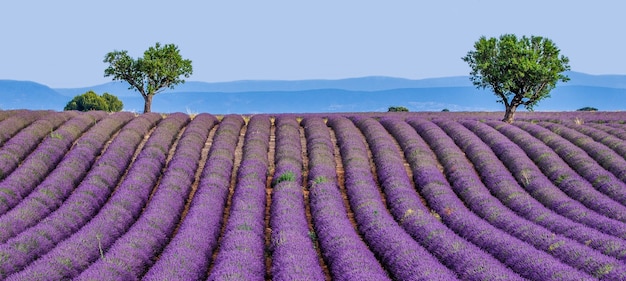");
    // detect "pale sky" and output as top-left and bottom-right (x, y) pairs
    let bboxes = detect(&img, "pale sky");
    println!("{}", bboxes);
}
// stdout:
(1, 1), (624, 88)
